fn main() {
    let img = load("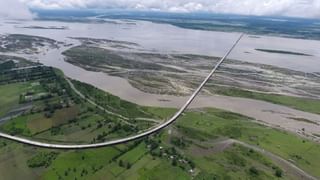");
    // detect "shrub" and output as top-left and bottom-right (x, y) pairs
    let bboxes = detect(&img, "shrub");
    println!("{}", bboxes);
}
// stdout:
(27, 152), (59, 168)
(249, 166), (259, 176)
